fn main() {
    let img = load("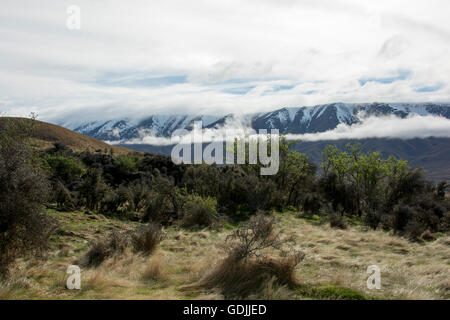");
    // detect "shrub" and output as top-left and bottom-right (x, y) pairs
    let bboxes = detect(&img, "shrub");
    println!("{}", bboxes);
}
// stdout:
(329, 213), (347, 229)
(181, 195), (219, 229)
(0, 118), (56, 276)
(303, 193), (321, 217)
(191, 213), (304, 298)
(78, 168), (110, 211)
(82, 231), (128, 267)
(131, 224), (165, 255)
(364, 209), (381, 230)
(380, 214), (394, 231)
(55, 180), (75, 210)
(142, 176), (184, 224)
(114, 154), (140, 173)
(196, 254), (303, 298)
(440, 212), (450, 232)
(420, 230), (436, 241)
(405, 220), (425, 241)
(44, 154), (86, 185)
(129, 180), (152, 211)
(391, 205), (415, 233)
(83, 240), (111, 267)
(224, 213), (286, 260)
(108, 231), (128, 254)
